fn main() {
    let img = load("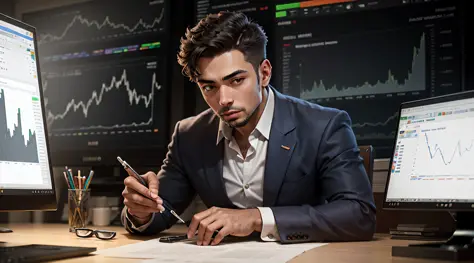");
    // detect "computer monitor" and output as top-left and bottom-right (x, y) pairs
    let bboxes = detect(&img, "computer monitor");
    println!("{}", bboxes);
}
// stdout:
(384, 90), (474, 260)
(0, 14), (56, 212)
(21, 0), (171, 167)
(273, 0), (467, 158)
